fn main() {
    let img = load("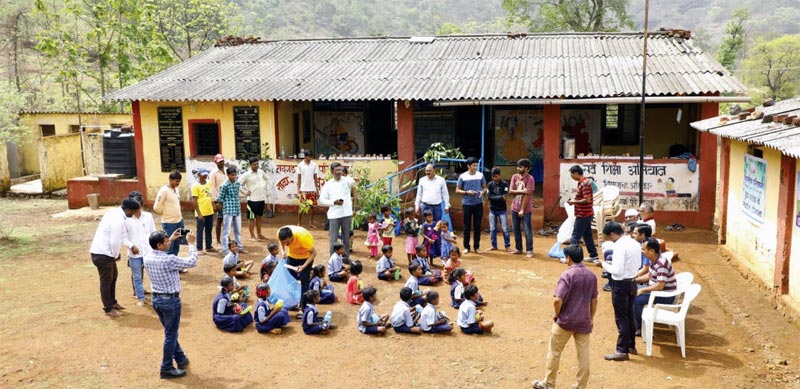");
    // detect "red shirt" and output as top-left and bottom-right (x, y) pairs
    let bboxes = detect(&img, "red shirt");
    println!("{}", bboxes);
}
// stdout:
(574, 177), (594, 218)
(346, 275), (363, 305)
